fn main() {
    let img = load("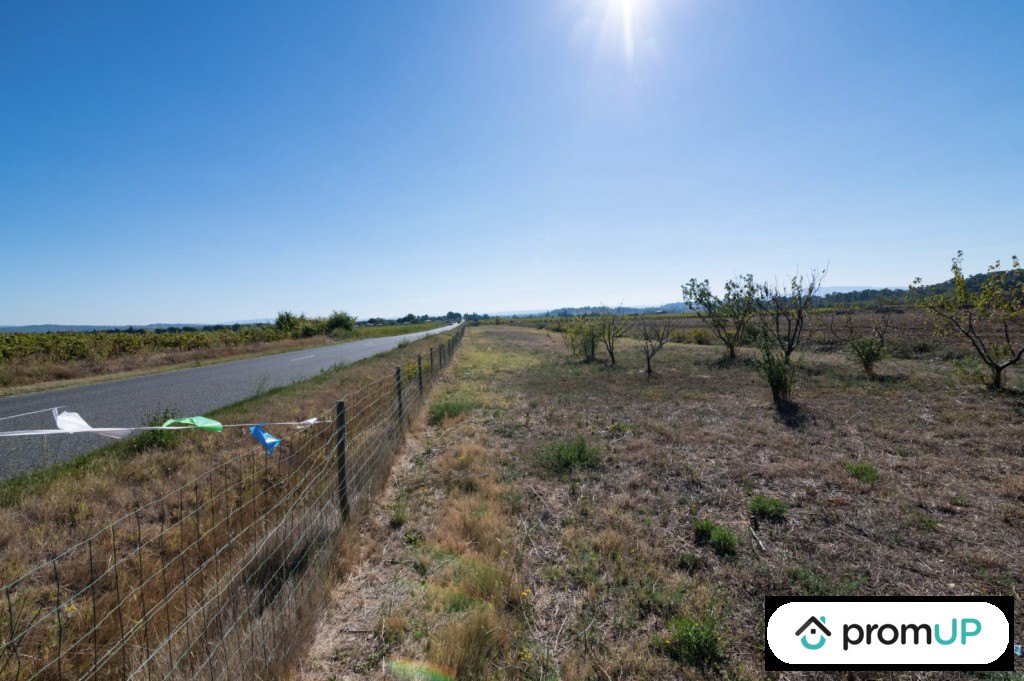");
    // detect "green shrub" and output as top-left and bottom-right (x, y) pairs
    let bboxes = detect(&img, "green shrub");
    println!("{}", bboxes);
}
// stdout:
(693, 519), (716, 545)
(428, 392), (483, 425)
(690, 328), (713, 345)
(845, 462), (879, 484)
(748, 495), (788, 521)
(848, 336), (887, 378)
(658, 615), (723, 668)
(536, 437), (599, 474)
(709, 527), (738, 557)
(754, 346), (795, 406)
